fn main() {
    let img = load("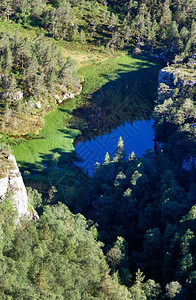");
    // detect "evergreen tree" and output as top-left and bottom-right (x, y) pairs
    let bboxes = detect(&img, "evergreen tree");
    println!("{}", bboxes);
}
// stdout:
(108, 13), (119, 32)
(160, 0), (172, 38)
(104, 152), (111, 165)
(165, 281), (182, 299)
(113, 136), (126, 162)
